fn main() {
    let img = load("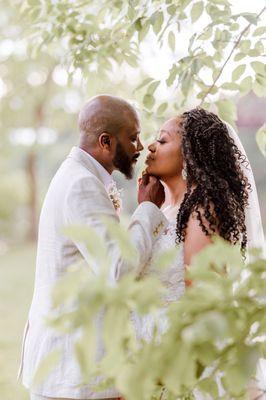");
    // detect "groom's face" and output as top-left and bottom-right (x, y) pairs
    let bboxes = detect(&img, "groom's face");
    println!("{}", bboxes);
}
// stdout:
(113, 114), (143, 179)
